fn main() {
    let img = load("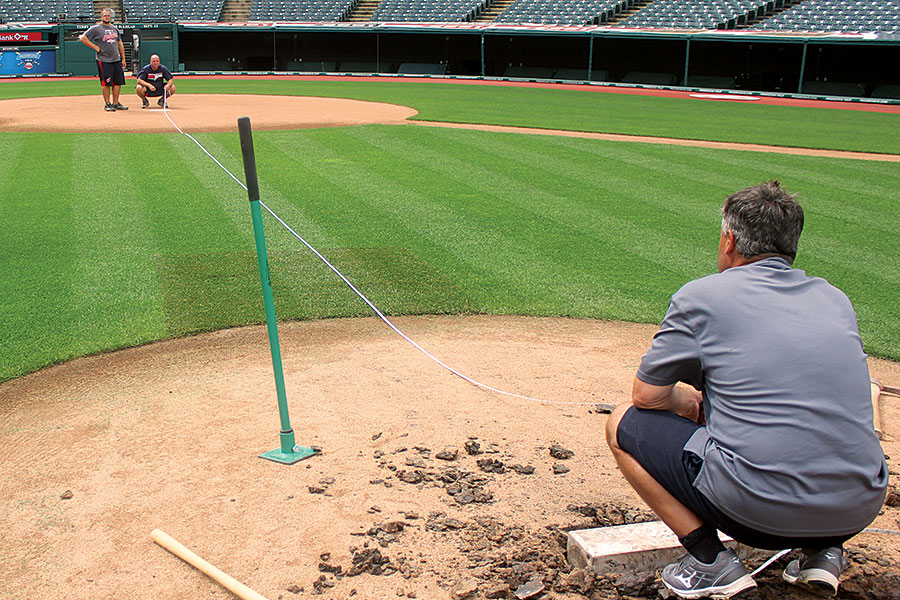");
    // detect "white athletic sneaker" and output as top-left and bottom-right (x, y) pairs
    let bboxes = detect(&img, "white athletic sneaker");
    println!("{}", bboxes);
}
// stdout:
(661, 548), (757, 599)
(782, 547), (847, 596)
